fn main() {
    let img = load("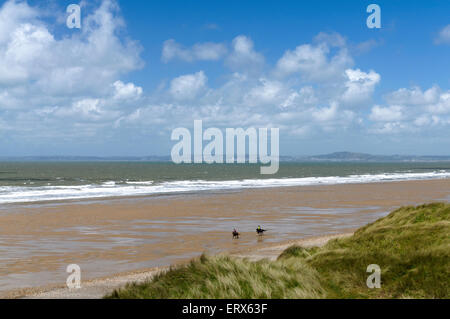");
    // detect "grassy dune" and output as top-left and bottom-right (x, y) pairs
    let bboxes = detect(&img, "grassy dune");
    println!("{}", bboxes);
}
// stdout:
(106, 203), (450, 299)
